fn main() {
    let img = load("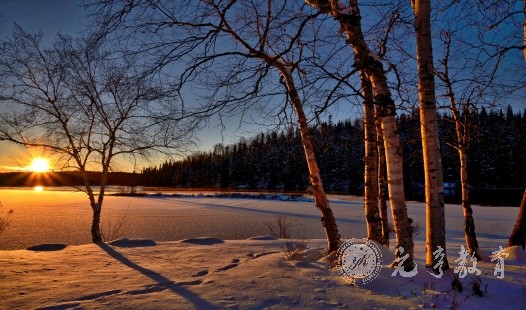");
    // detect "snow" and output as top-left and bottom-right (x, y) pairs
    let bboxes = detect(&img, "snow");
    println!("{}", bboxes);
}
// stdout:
(497, 246), (526, 265)
(0, 189), (525, 309)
